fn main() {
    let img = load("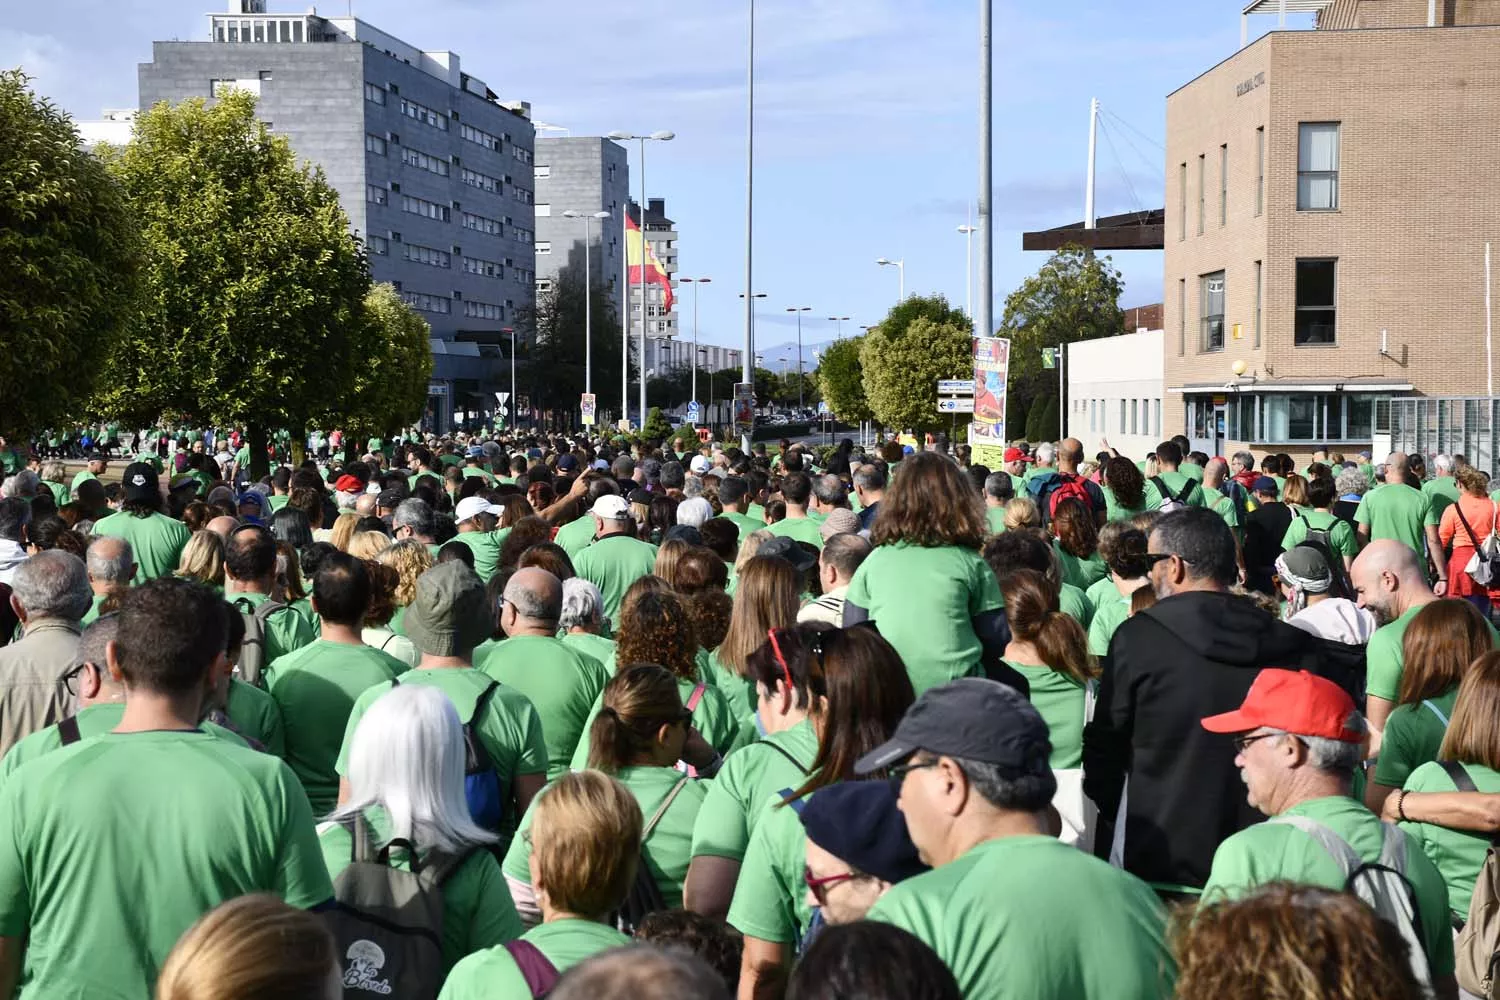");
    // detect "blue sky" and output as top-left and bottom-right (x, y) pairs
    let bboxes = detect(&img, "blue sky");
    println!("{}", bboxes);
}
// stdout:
(3, 0), (1310, 359)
